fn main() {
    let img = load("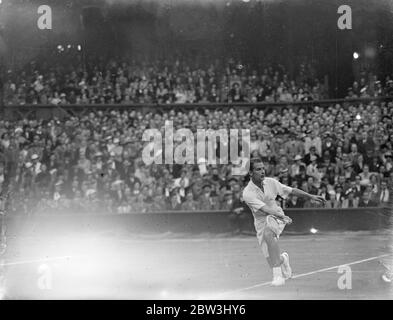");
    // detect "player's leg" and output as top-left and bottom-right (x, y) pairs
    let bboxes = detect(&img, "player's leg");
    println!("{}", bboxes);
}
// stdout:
(262, 228), (286, 285)
(263, 228), (282, 267)
(265, 215), (292, 279)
